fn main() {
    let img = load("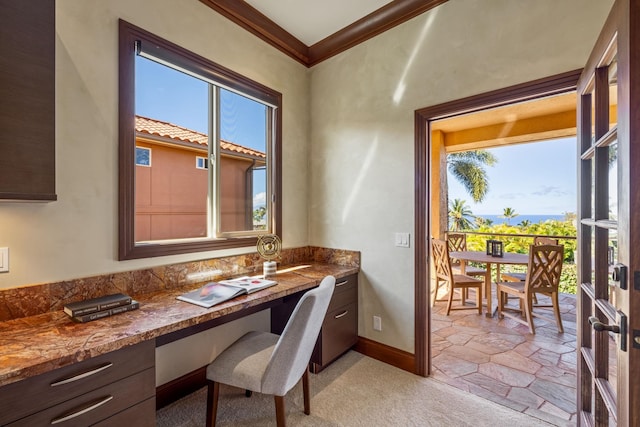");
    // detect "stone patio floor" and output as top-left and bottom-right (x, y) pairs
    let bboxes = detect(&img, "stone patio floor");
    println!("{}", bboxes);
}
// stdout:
(431, 291), (579, 426)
